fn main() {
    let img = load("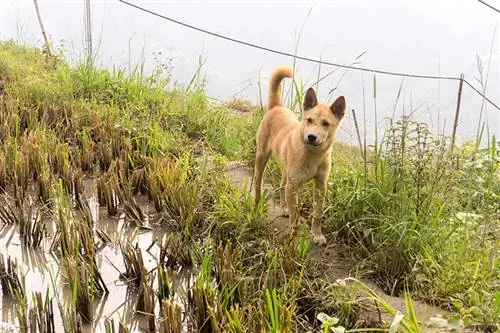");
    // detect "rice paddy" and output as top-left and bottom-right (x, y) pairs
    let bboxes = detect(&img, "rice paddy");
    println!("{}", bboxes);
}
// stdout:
(0, 40), (498, 333)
